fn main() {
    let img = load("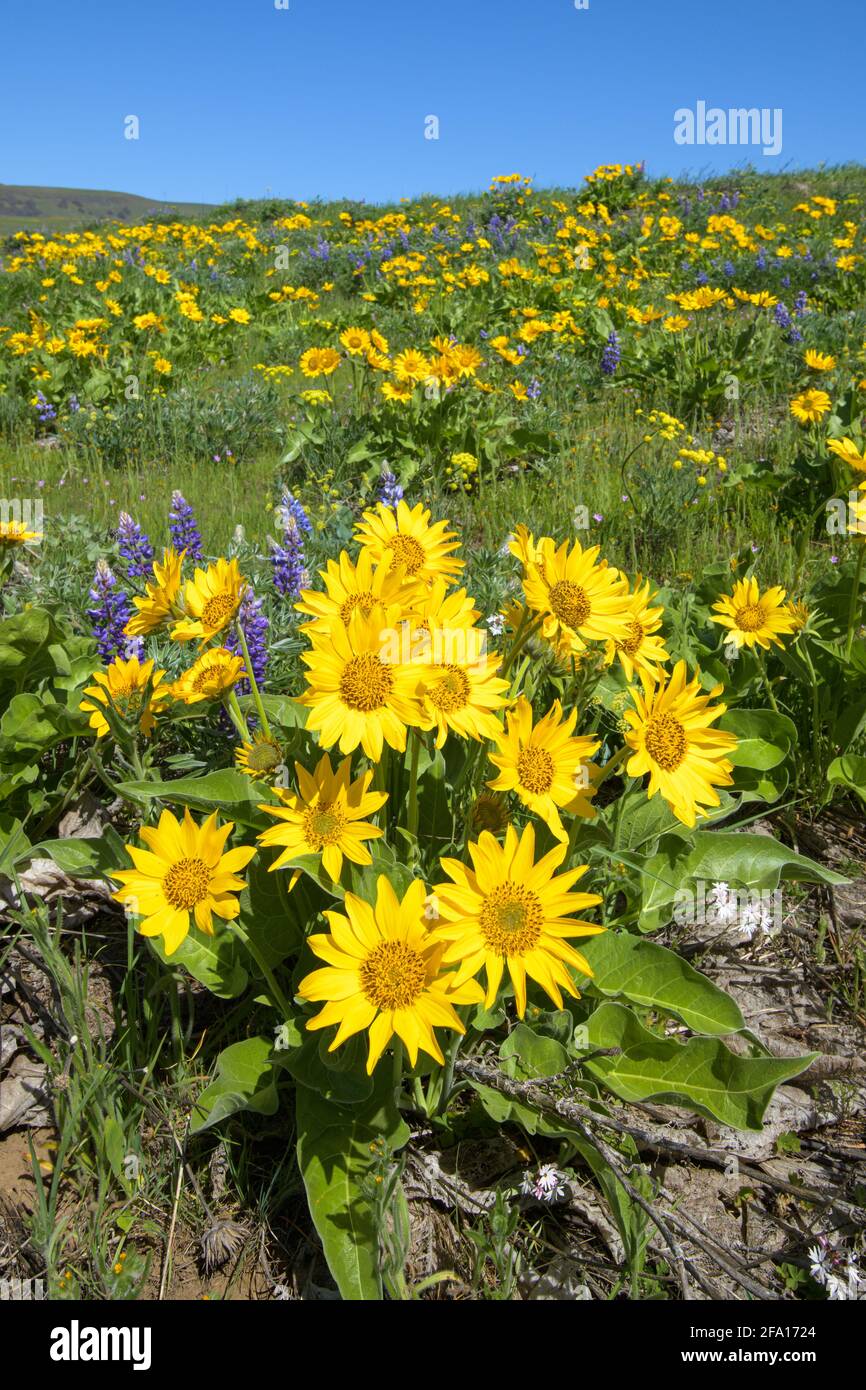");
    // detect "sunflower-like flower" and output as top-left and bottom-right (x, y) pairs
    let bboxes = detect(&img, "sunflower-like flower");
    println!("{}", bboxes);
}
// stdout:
(405, 581), (508, 747)
(827, 437), (866, 475)
(257, 753), (386, 881)
(604, 578), (670, 681)
(125, 547), (184, 638)
(171, 647), (246, 704)
(521, 537), (632, 655)
(295, 547), (416, 633)
(487, 697), (599, 841)
(804, 350), (836, 371)
(623, 661), (738, 828)
(80, 655), (169, 738)
(431, 823), (604, 1015)
(111, 809), (256, 955)
(172, 557), (245, 645)
(298, 877), (483, 1074)
(354, 500), (464, 587)
(790, 389), (831, 425)
(234, 733), (285, 781)
(0, 519), (42, 546)
(299, 604), (425, 759)
(711, 577), (796, 651)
